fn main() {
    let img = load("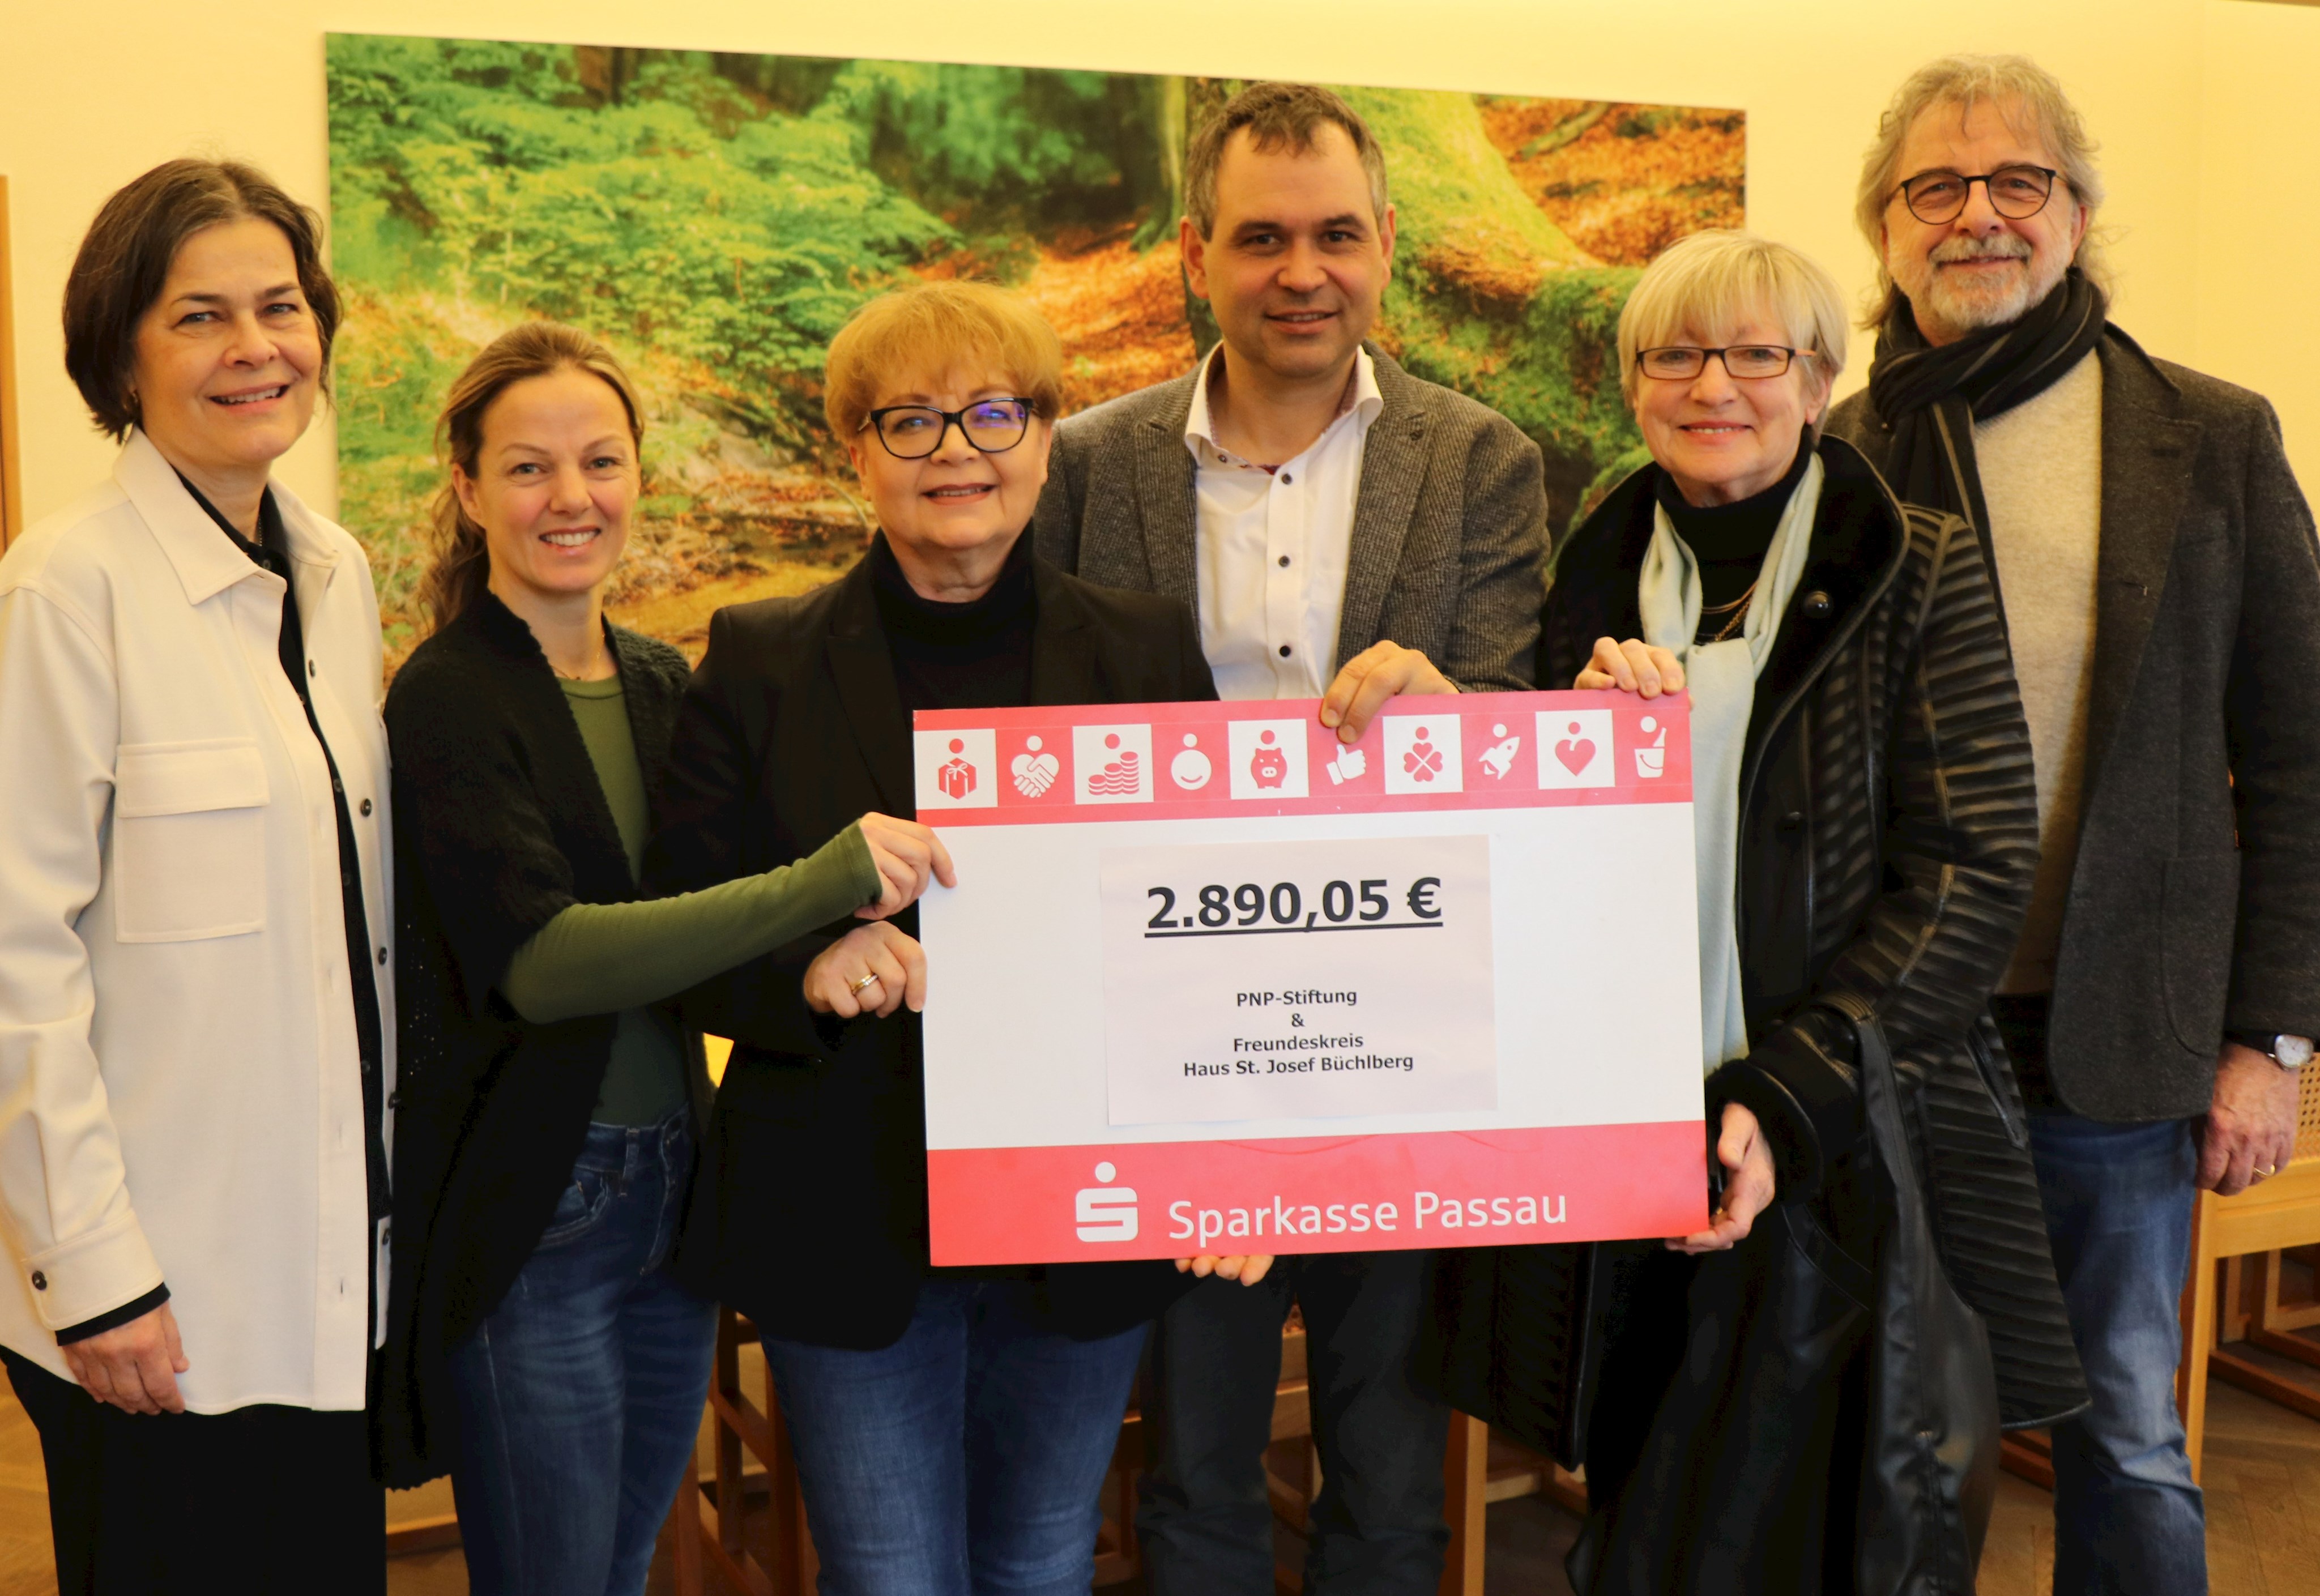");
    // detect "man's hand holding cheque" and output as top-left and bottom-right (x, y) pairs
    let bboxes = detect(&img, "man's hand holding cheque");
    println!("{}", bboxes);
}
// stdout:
(1183, 647), (1457, 1285)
